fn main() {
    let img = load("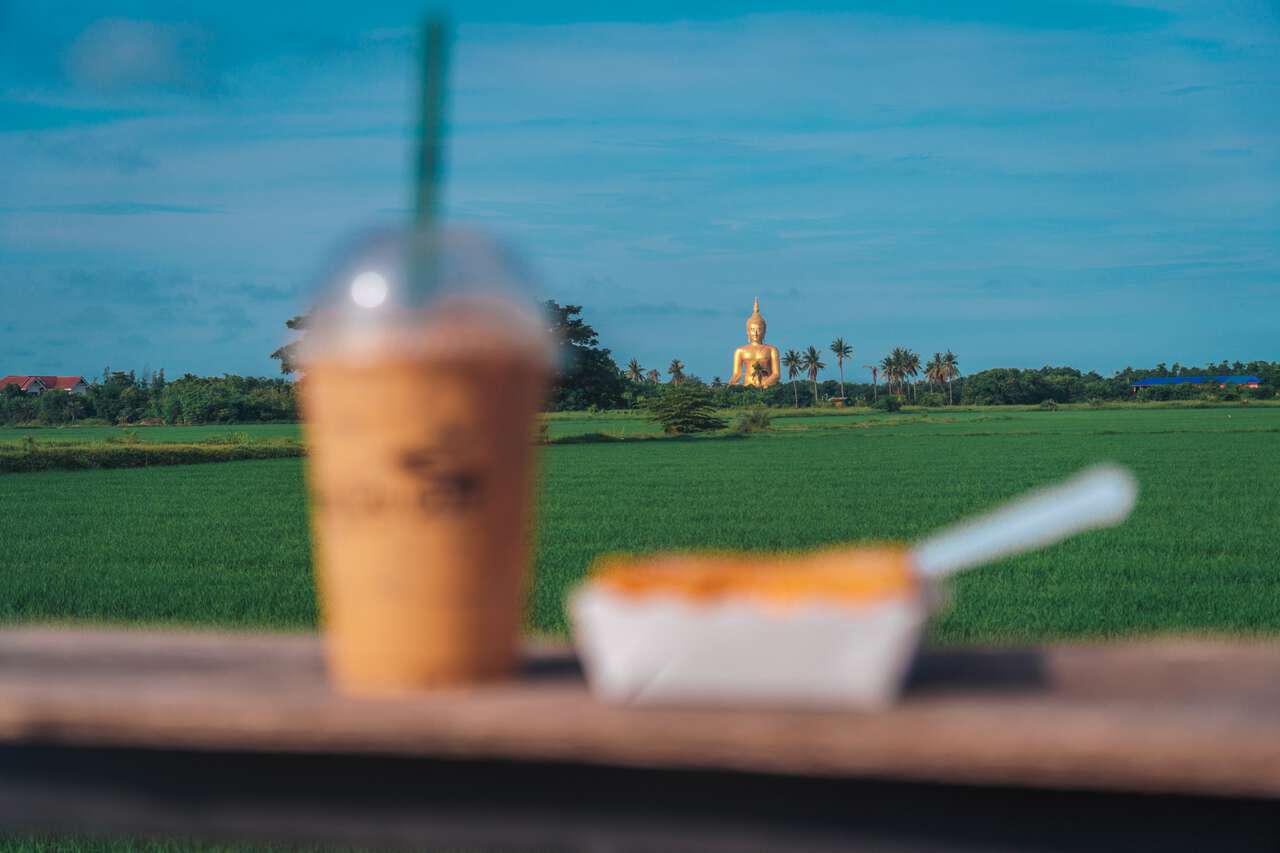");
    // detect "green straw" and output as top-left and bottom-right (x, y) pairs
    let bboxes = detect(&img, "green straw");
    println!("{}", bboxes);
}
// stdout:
(415, 16), (450, 227)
